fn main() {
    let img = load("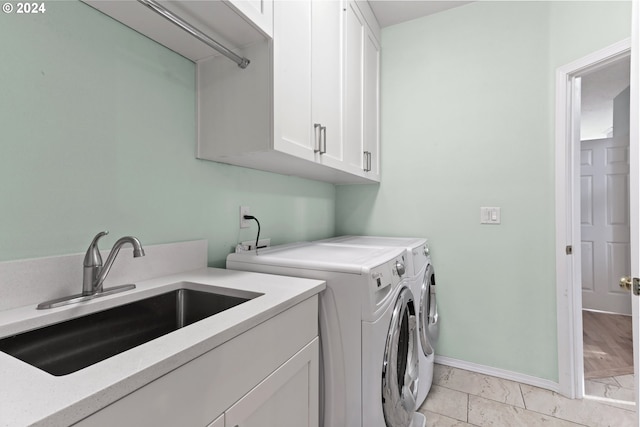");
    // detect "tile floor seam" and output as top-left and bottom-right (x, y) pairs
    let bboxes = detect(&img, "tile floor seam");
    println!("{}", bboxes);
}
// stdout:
(518, 383), (527, 410)
(466, 391), (470, 423)
(472, 393), (593, 427)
